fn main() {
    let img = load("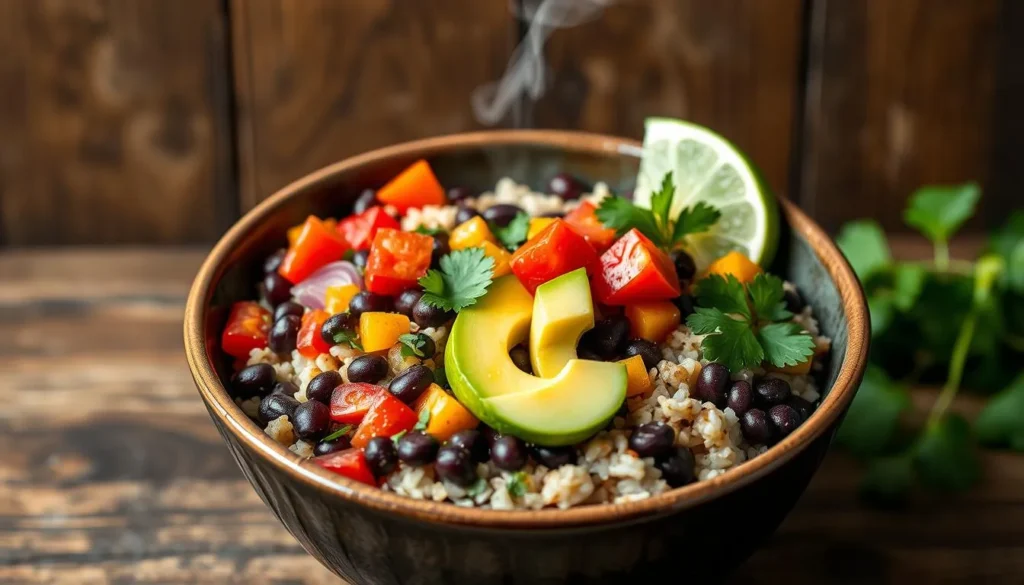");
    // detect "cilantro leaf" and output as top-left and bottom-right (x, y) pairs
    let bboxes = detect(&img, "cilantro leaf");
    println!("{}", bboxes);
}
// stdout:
(836, 366), (910, 457)
(322, 425), (353, 443)
(904, 182), (980, 244)
(418, 247), (495, 313)
(748, 273), (791, 321)
(913, 414), (980, 492)
(756, 322), (815, 368)
(493, 212), (531, 251)
(693, 275), (751, 319)
(332, 329), (363, 351)
(672, 202), (722, 241)
(686, 308), (763, 372)
(391, 430), (408, 444)
(860, 454), (914, 506)
(836, 220), (892, 280)
(506, 471), (528, 497)
(976, 374), (1024, 450)
(650, 172), (675, 229)
(595, 196), (665, 246)
(414, 225), (446, 236)
(398, 333), (428, 358)
(413, 408), (431, 431)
